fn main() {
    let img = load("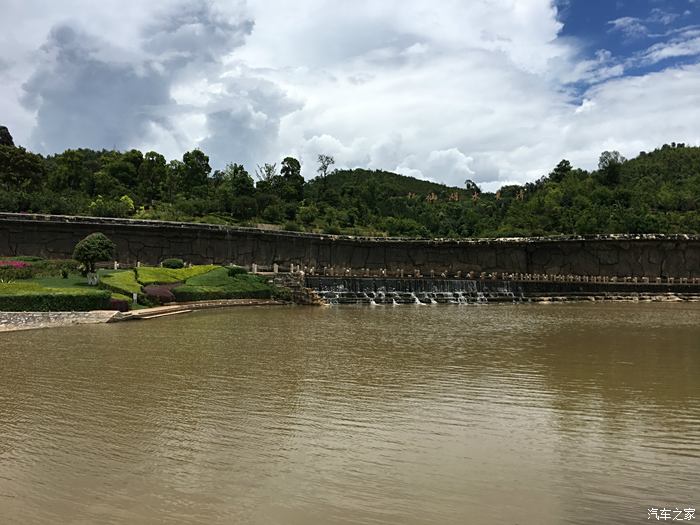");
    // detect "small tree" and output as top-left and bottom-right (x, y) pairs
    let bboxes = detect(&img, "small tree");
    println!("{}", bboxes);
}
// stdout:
(316, 154), (335, 178)
(73, 232), (116, 285)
